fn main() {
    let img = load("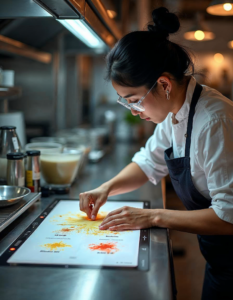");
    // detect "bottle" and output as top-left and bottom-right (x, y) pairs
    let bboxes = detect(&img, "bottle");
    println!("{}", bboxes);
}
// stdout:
(0, 126), (22, 181)
(25, 150), (41, 193)
(6, 152), (25, 186)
